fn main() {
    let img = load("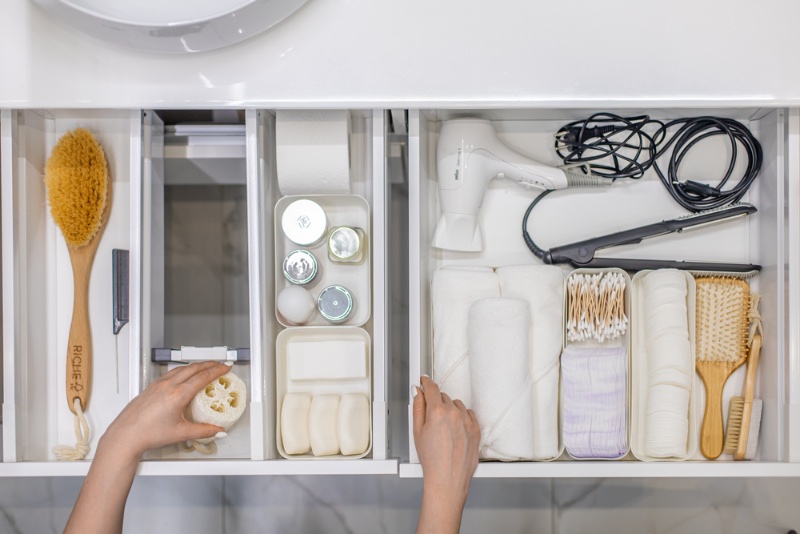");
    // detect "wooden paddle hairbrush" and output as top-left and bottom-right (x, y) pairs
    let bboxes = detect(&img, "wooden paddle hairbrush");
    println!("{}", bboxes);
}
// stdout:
(695, 277), (750, 460)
